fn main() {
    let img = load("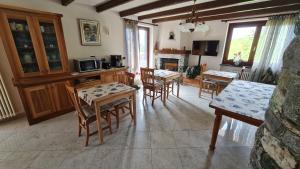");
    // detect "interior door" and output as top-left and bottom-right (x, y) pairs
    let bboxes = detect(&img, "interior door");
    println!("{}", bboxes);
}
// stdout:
(138, 26), (150, 68)
(34, 16), (68, 74)
(2, 12), (45, 77)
